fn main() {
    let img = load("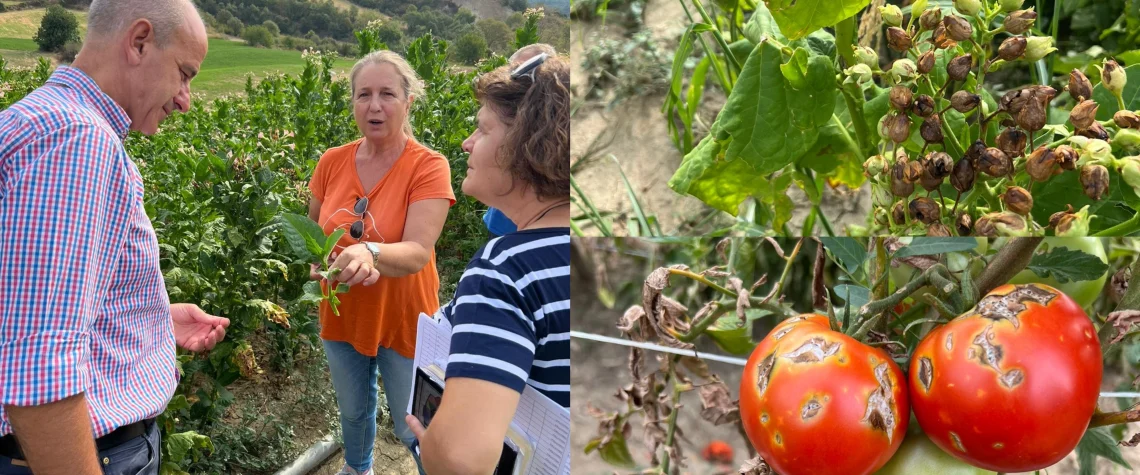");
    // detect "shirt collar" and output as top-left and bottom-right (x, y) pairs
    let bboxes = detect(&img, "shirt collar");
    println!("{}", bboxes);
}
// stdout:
(45, 66), (132, 140)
